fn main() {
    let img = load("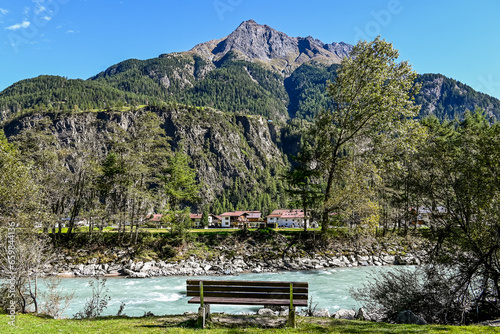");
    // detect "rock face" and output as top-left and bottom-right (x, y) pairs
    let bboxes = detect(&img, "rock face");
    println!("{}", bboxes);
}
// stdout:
(191, 20), (352, 75)
(3, 106), (287, 205)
